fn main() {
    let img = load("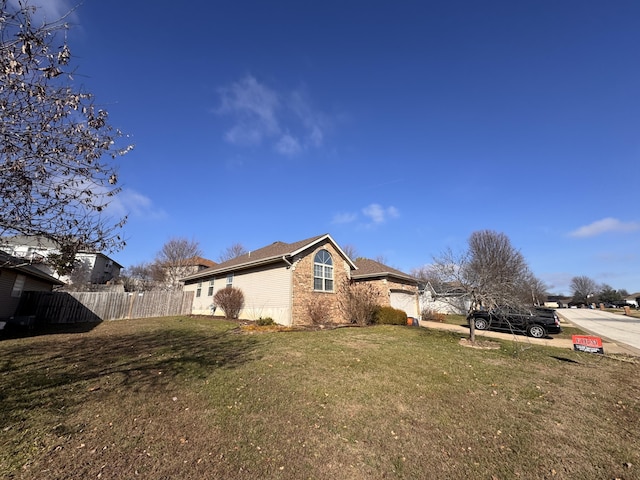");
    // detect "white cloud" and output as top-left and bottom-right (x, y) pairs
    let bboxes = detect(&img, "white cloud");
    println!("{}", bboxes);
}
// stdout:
(217, 76), (280, 146)
(8, 0), (78, 24)
(275, 133), (302, 156)
(362, 204), (399, 224)
(569, 217), (640, 238)
(216, 75), (329, 156)
(332, 212), (358, 224)
(332, 204), (399, 227)
(107, 188), (166, 220)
